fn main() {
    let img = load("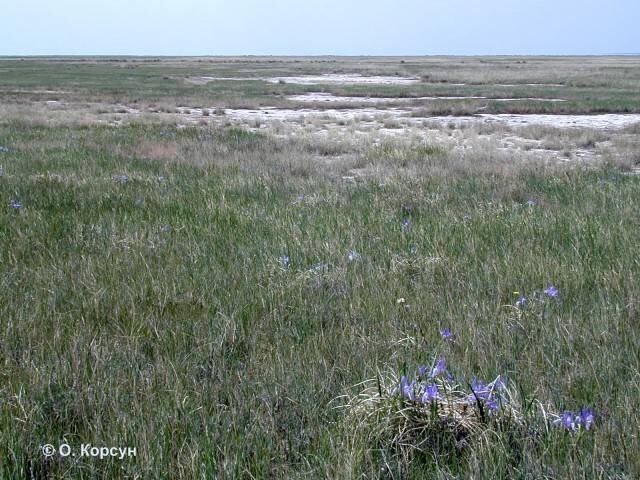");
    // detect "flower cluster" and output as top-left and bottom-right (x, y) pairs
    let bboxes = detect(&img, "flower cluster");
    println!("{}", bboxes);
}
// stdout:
(393, 359), (447, 402)
(392, 361), (597, 433)
(467, 377), (506, 412)
(513, 283), (560, 309)
(398, 375), (441, 404)
(554, 408), (595, 432)
(544, 284), (559, 298)
(0, 146), (11, 153)
(9, 200), (22, 210)
(348, 358), (597, 472)
(393, 359), (513, 418)
(395, 359), (501, 410)
(440, 328), (453, 341)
